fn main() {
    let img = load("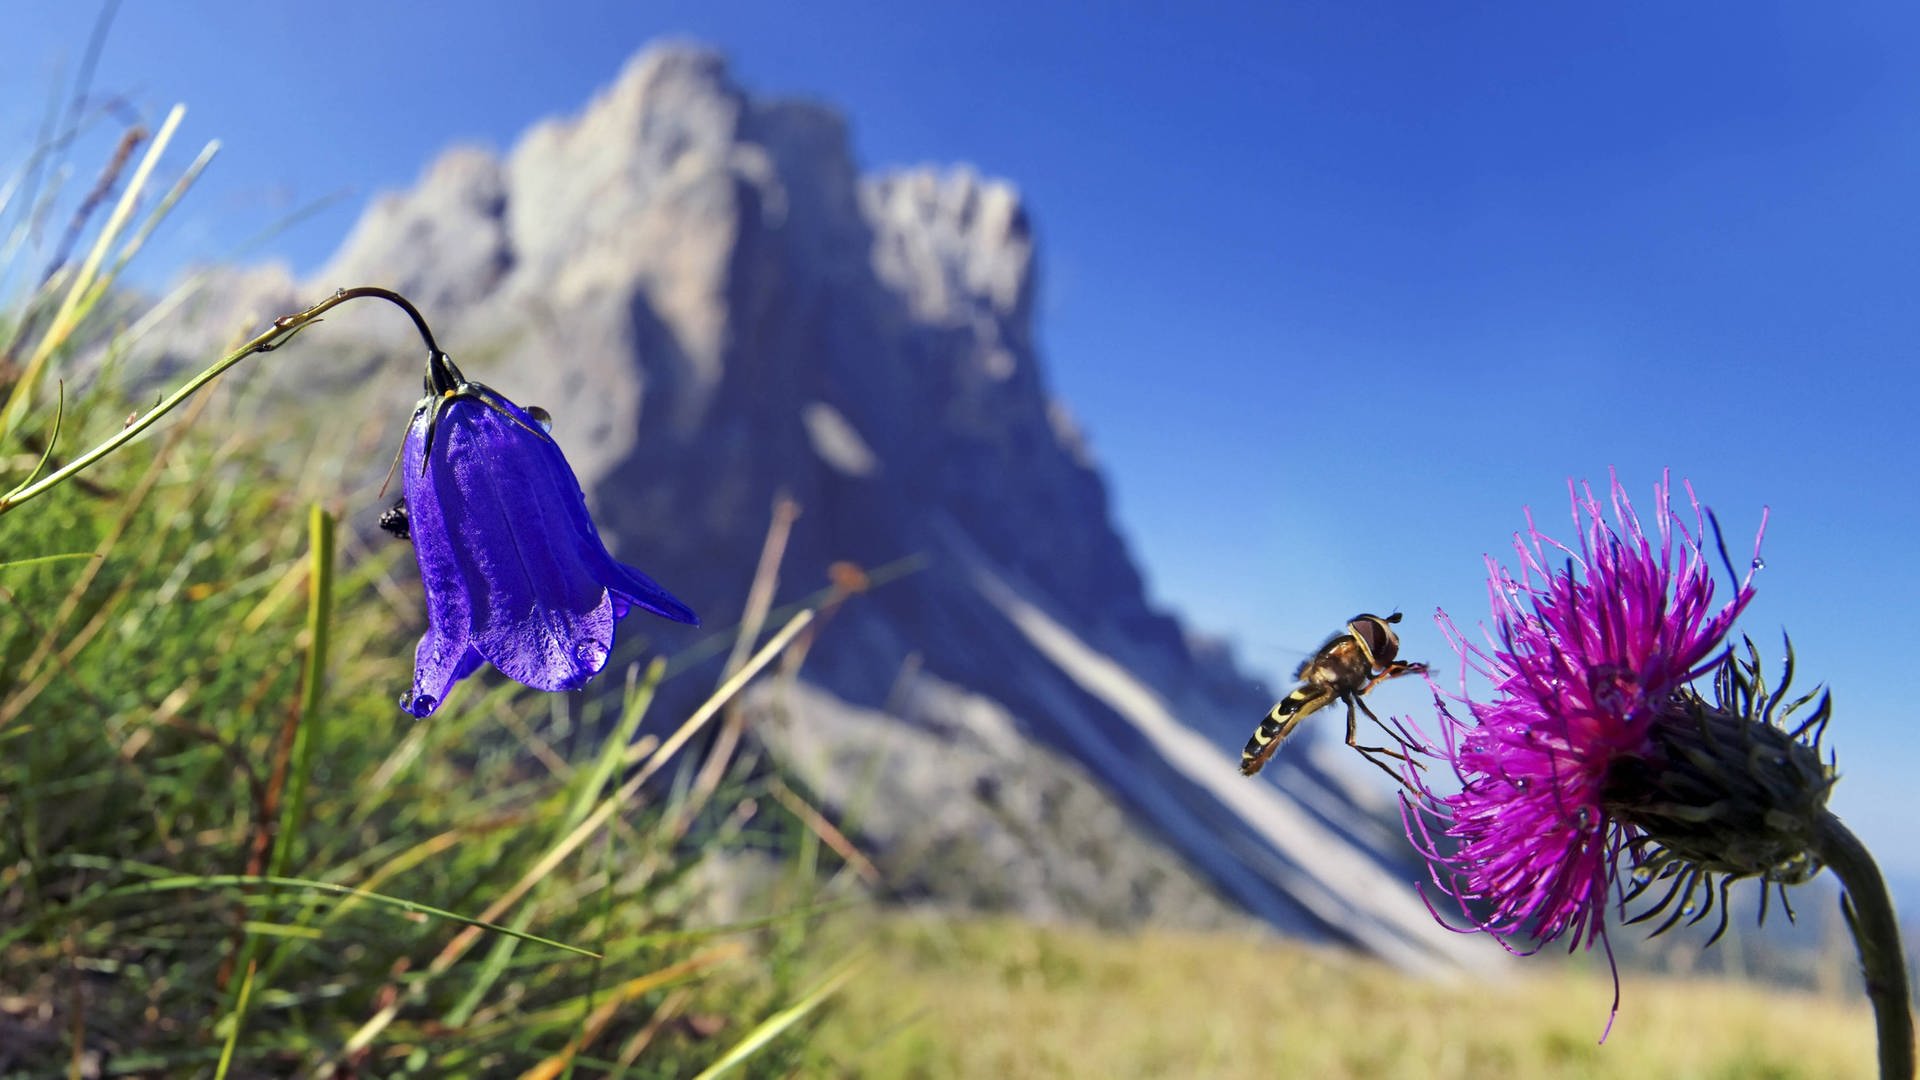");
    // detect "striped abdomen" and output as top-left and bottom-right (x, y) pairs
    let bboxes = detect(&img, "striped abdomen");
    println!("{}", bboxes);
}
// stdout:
(1240, 687), (1334, 777)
